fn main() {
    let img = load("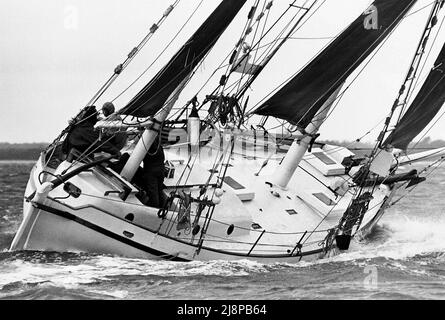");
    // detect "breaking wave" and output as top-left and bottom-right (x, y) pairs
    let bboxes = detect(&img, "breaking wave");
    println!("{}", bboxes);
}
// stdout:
(1, 162), (445, 299)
